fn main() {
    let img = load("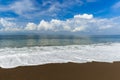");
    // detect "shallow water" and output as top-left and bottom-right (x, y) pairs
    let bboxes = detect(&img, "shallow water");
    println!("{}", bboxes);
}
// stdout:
(0, 35), (120, 68)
